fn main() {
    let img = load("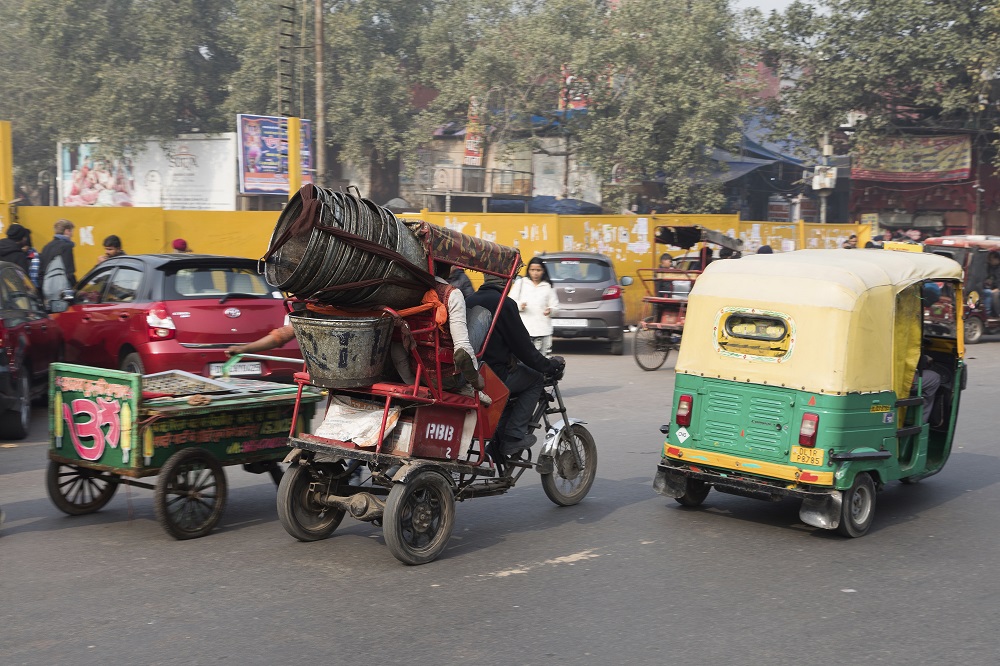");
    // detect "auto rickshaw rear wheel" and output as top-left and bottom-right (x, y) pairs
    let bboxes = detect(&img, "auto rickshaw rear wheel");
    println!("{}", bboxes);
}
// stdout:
(276, 461), (346, 541)
(154, 447), (227, 540)
(674, 478), (710, 507)
(837, 472), (876, 538)
(46, 462), (119, 515)
(384, 470), (455, 565)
